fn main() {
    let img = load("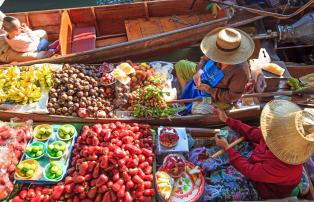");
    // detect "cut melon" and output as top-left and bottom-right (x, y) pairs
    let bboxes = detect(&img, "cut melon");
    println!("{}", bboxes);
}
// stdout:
(117, 63), (135, 75)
